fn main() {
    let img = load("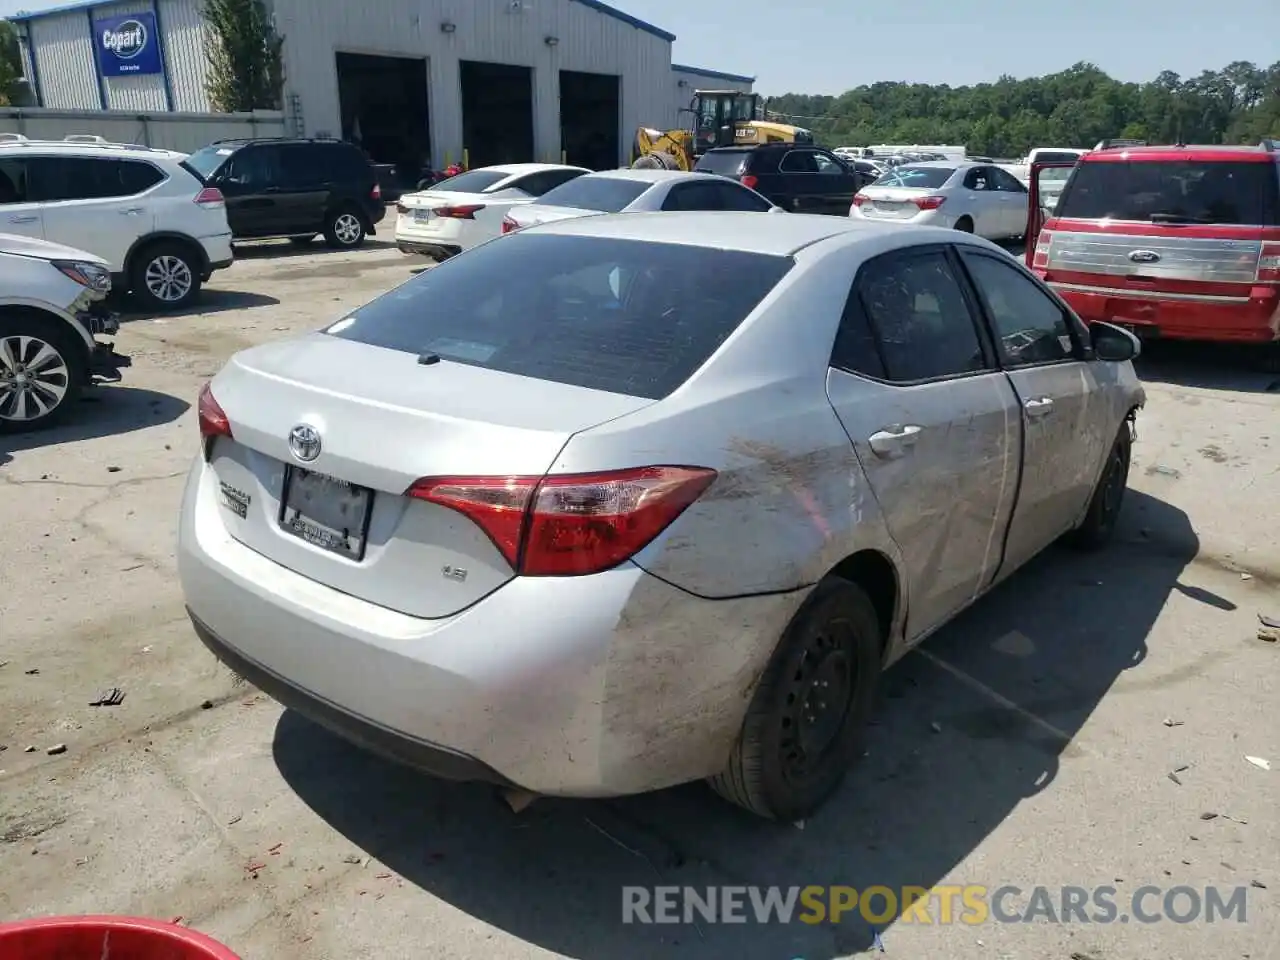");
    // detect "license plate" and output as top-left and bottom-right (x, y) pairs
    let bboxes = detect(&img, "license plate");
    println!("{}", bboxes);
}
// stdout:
(414, 209), (432, 222)
(279, 466), (373, 560)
